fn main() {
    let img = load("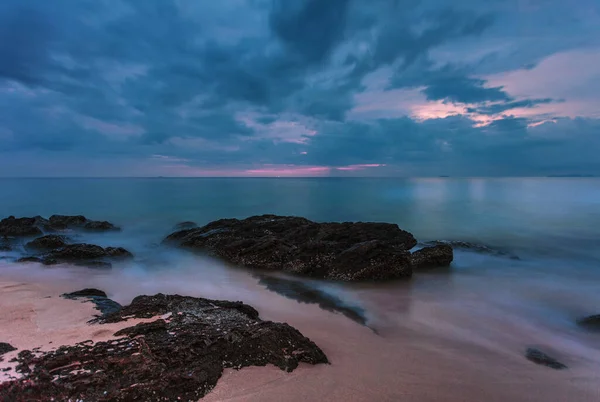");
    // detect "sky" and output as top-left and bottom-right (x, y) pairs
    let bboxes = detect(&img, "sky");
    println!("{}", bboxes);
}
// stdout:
(0, 0), (599, 177)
